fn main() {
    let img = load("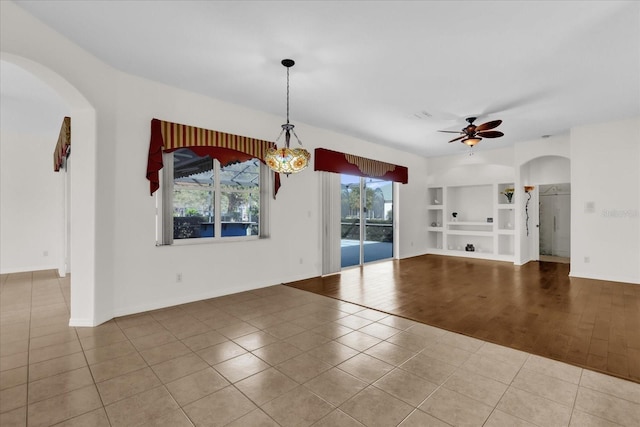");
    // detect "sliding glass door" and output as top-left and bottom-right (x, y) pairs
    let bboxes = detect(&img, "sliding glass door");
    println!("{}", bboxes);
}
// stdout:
(340, 174), (393, 268)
